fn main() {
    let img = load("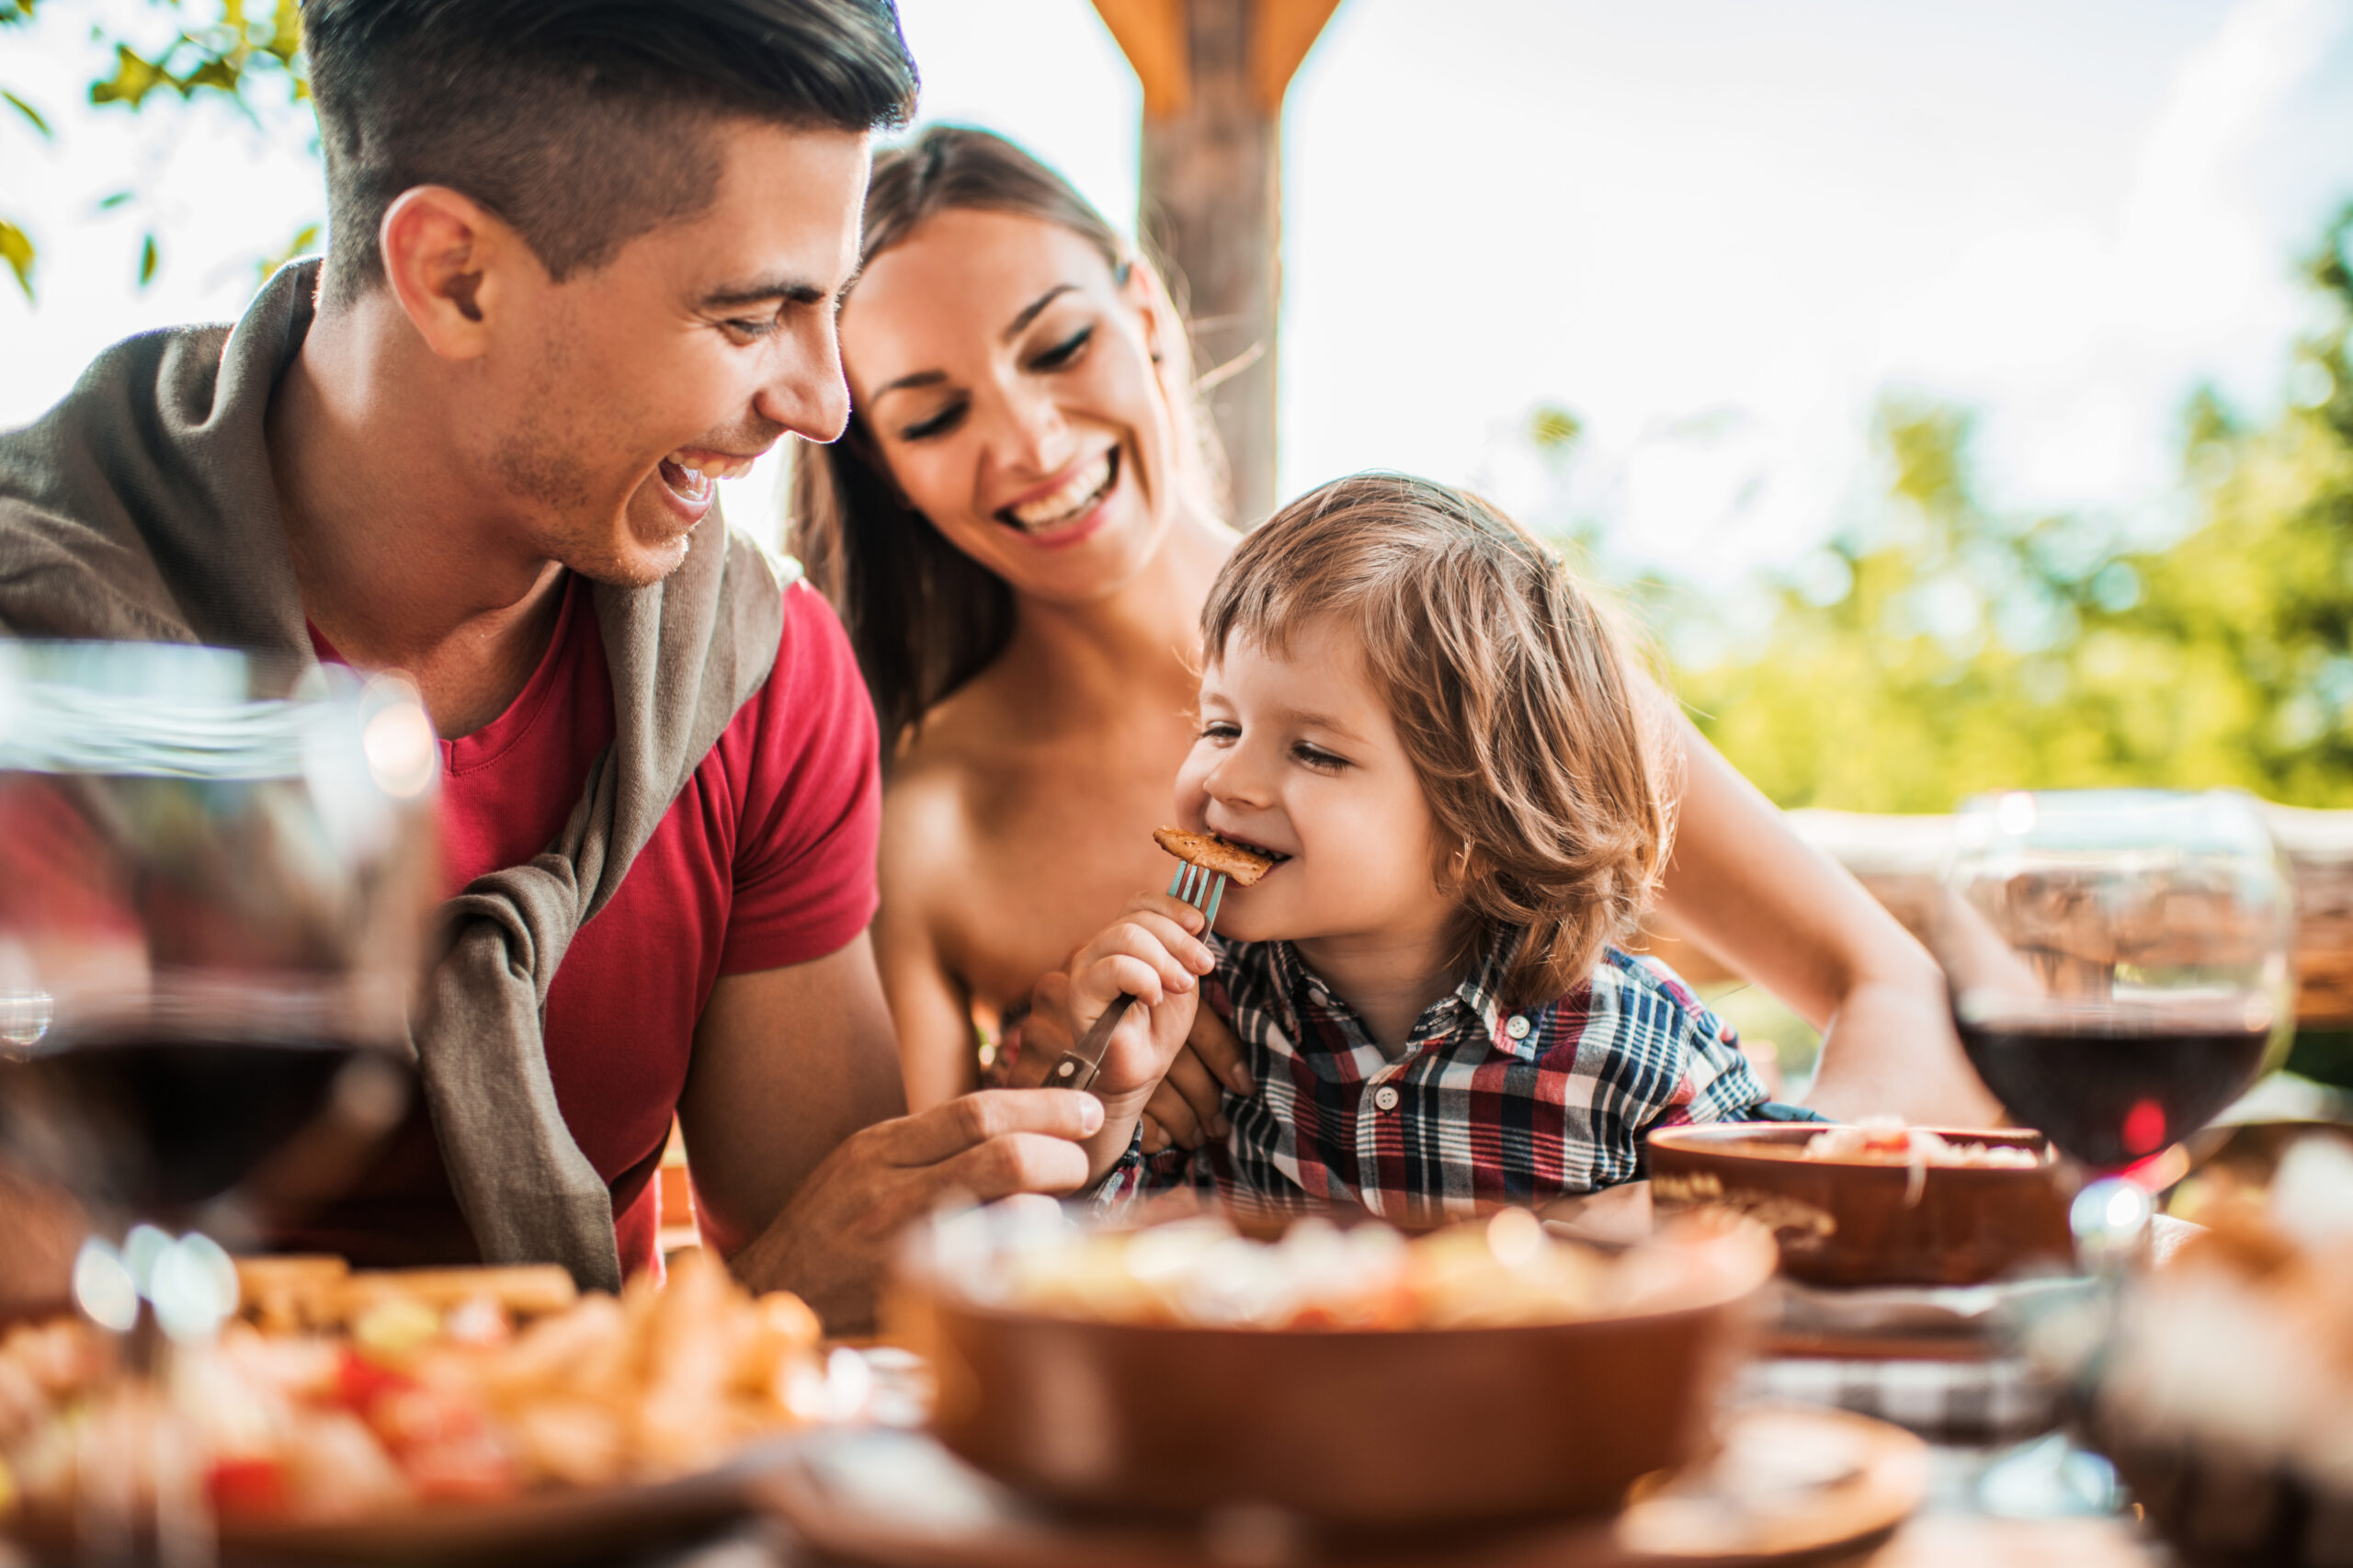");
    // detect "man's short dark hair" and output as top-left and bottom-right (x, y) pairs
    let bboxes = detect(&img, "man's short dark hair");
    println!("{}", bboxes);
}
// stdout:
(302, 0), (917, 305)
